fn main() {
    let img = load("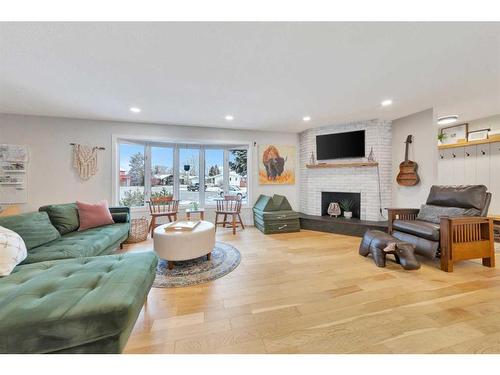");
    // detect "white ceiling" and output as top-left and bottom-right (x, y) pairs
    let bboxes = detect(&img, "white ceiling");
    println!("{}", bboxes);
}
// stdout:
(1, 22), (499, 132)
